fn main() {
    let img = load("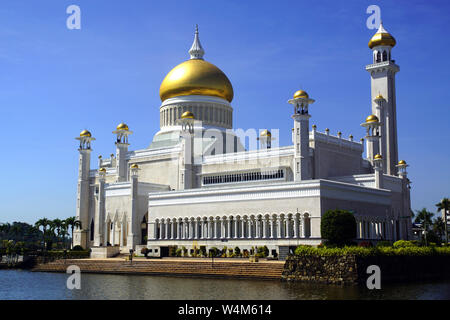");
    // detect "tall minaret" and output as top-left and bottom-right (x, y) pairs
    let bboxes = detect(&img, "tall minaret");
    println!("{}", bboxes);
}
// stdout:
(113, 123), (132, 182)
(189, 24), (205, 60)
(74, 129), (95, 248)
(288, 90), (315, 181)
(366, 22), (399, 176)
(176, 111), (195, 190)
